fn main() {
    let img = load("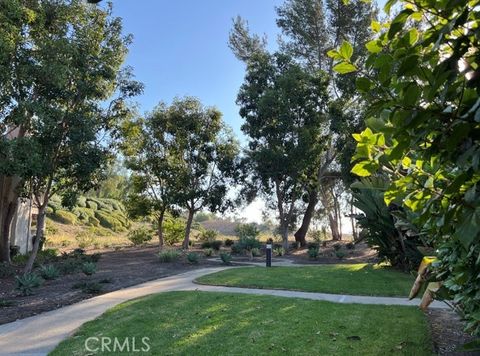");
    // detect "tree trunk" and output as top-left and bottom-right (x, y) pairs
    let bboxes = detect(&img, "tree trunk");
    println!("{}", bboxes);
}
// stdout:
(24, 204), (46, 274)
(0, 176), (21, 263)
(294, 191), (318, 247)
(157, 210), (165, 250)
(350, 199), (358, 240)
(281, 222), (289, 250)
(328, 213), (341, 241)
(182, 209), (195, 250)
